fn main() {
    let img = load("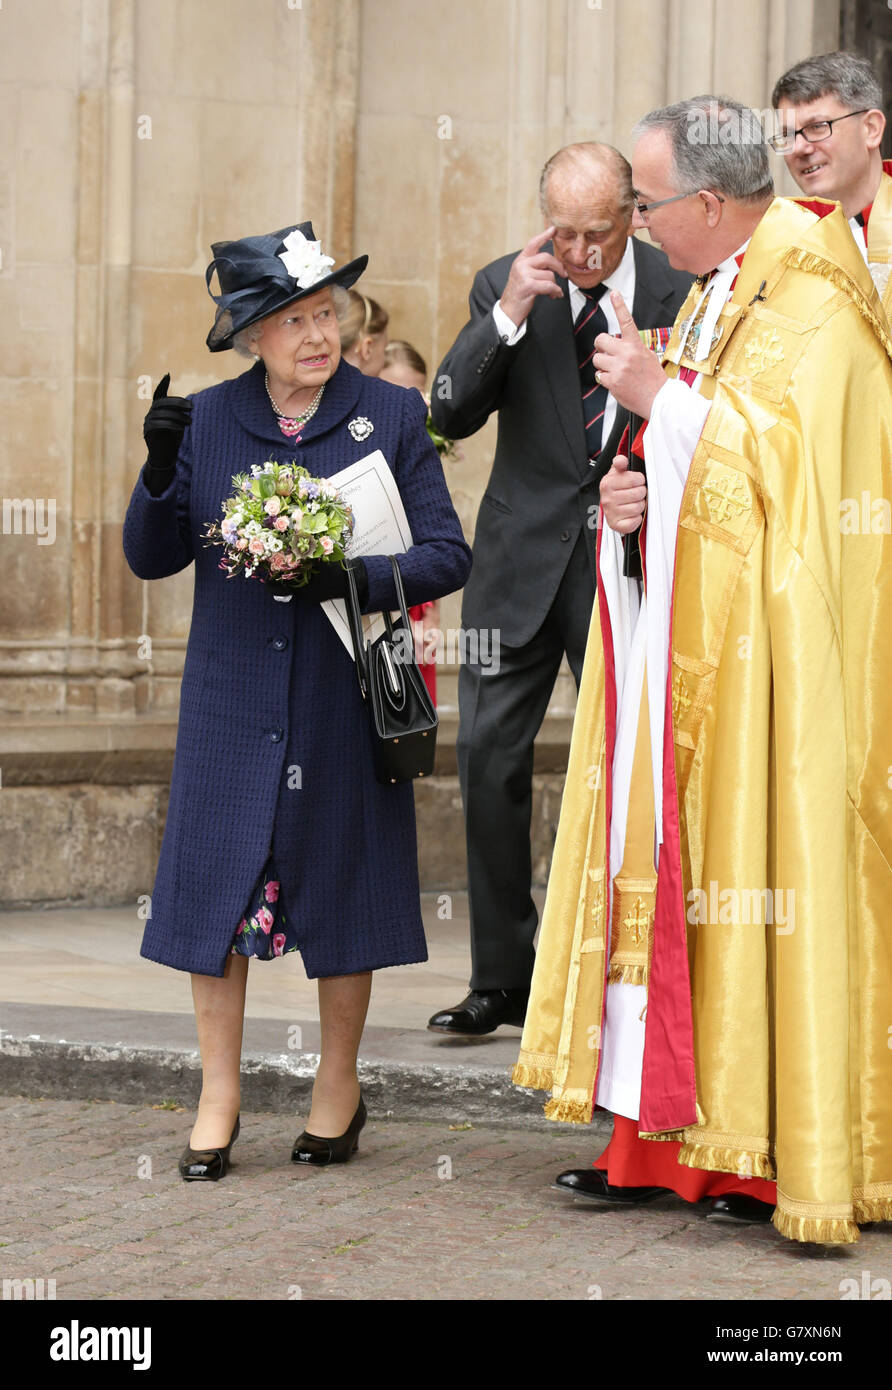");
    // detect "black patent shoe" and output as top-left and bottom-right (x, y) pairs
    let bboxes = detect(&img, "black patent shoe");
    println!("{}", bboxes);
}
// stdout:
(427, 988), (529, 1036)
(178, 1115), (240, 1182)
(552, 1168), (668, 1205)
(706, 1194), (775, 1225)
(291, 1095), (367, 1166)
